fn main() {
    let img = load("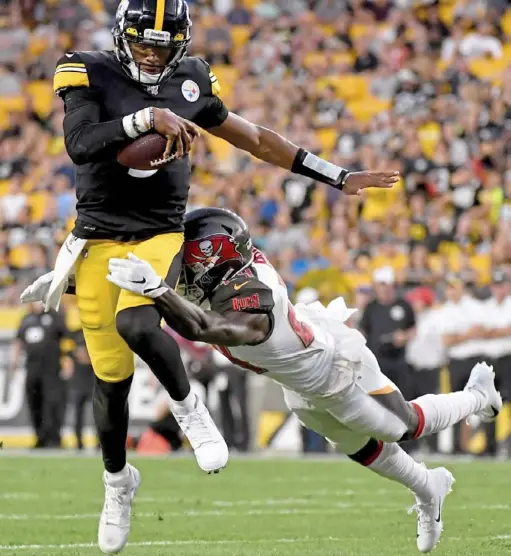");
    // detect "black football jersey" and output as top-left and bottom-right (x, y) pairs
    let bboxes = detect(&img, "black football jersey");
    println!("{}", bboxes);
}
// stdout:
(53, 51), (228, 240)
